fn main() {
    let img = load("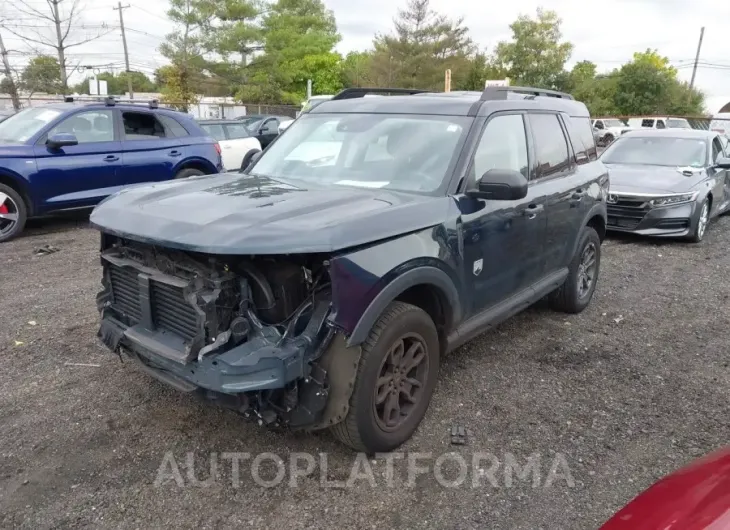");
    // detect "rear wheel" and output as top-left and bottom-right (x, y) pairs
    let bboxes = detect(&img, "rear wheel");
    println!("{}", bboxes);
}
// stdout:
(174, 168), (205, 179)
(550, 226), (601, 314)
(329, 302), (439, 453)
(603, 133), (614, 146)
(0, 184), (27, 243)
